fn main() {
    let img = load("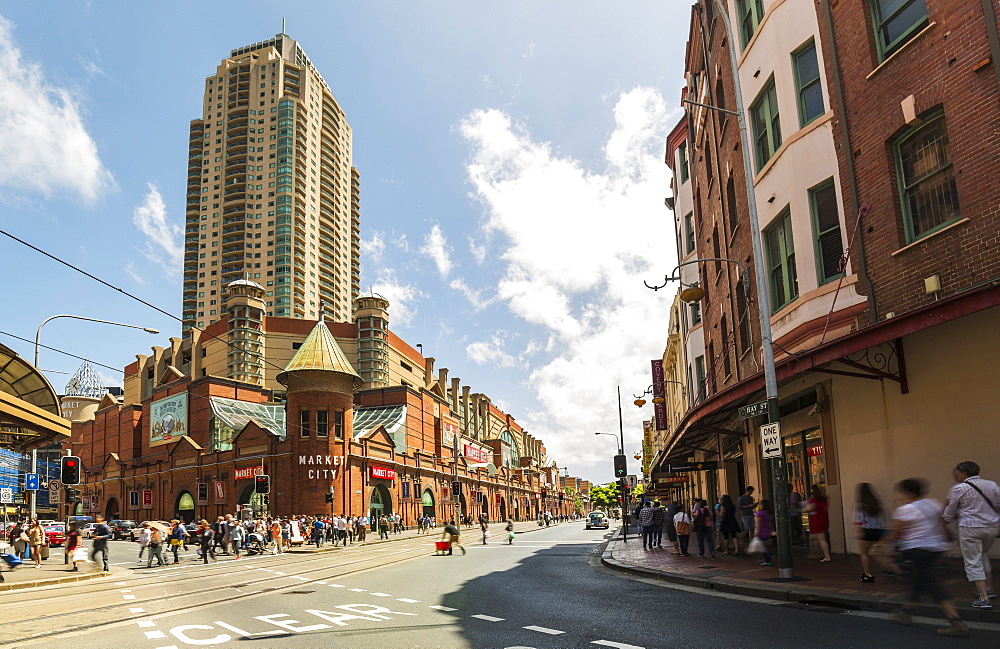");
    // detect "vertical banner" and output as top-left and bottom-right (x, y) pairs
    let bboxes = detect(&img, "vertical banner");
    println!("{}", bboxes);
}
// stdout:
(142, 490), (152, 509)
(651, 359), (668, 431)
(214, 481), (225, 504)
